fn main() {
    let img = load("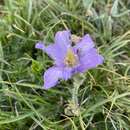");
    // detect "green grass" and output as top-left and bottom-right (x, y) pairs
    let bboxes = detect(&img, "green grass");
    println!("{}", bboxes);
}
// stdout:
(0, 0), (130, 129)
